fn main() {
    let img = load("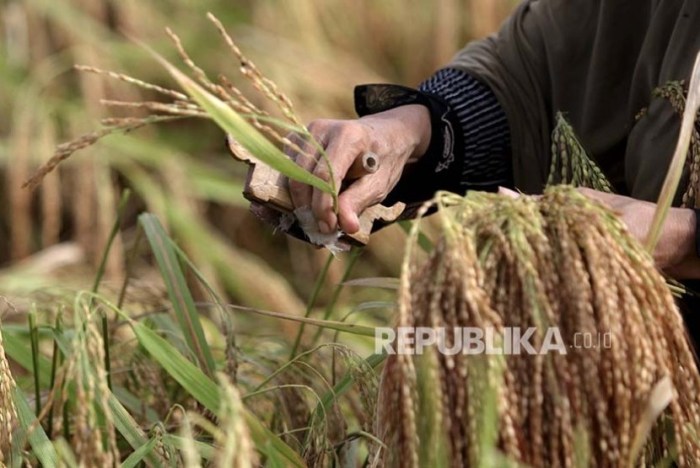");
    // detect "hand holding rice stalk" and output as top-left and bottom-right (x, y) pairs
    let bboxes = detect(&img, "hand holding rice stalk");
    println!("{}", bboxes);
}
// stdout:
(376, 52), (700, 467)
(646, 51), (700, 253)
(22, 13), (340, 232)
(18, 11), (700, 465)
